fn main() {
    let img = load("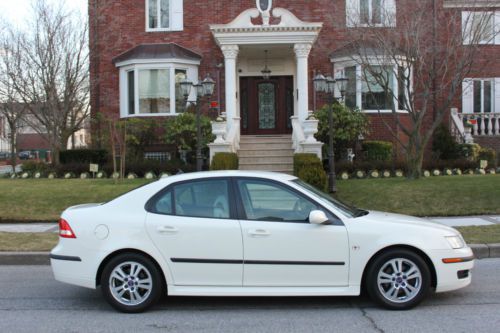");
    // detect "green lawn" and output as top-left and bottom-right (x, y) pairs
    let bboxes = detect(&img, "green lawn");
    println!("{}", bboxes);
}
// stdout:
(0, 175), (499, 222)
(335, 175), (500, 217)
